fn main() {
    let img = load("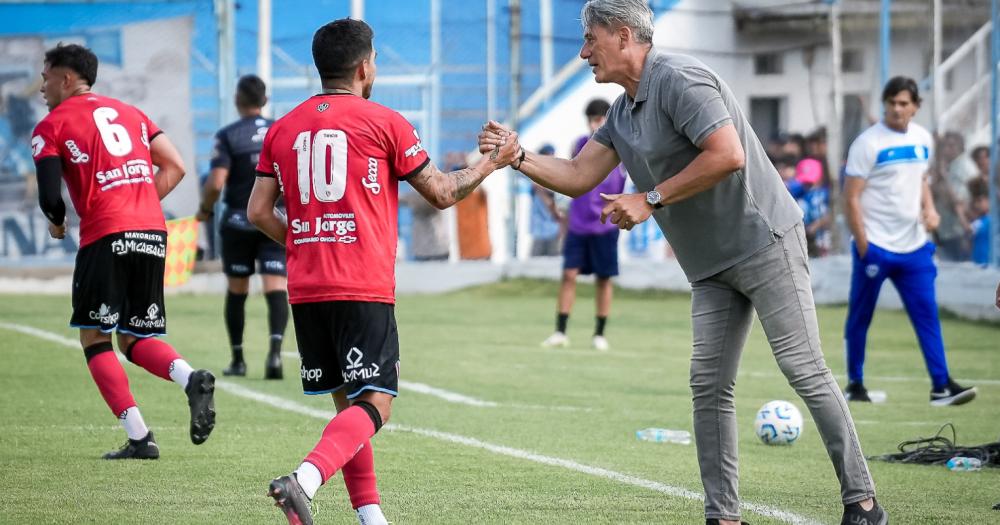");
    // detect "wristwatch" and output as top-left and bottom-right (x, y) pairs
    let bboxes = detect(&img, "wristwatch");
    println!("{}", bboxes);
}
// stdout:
(645, 190), (664, 209)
